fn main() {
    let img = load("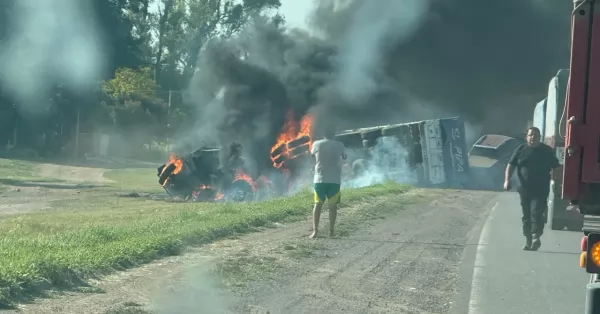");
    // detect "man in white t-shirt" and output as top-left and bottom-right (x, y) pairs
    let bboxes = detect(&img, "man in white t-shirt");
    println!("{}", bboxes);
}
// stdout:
(309, 127), (347, 238)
